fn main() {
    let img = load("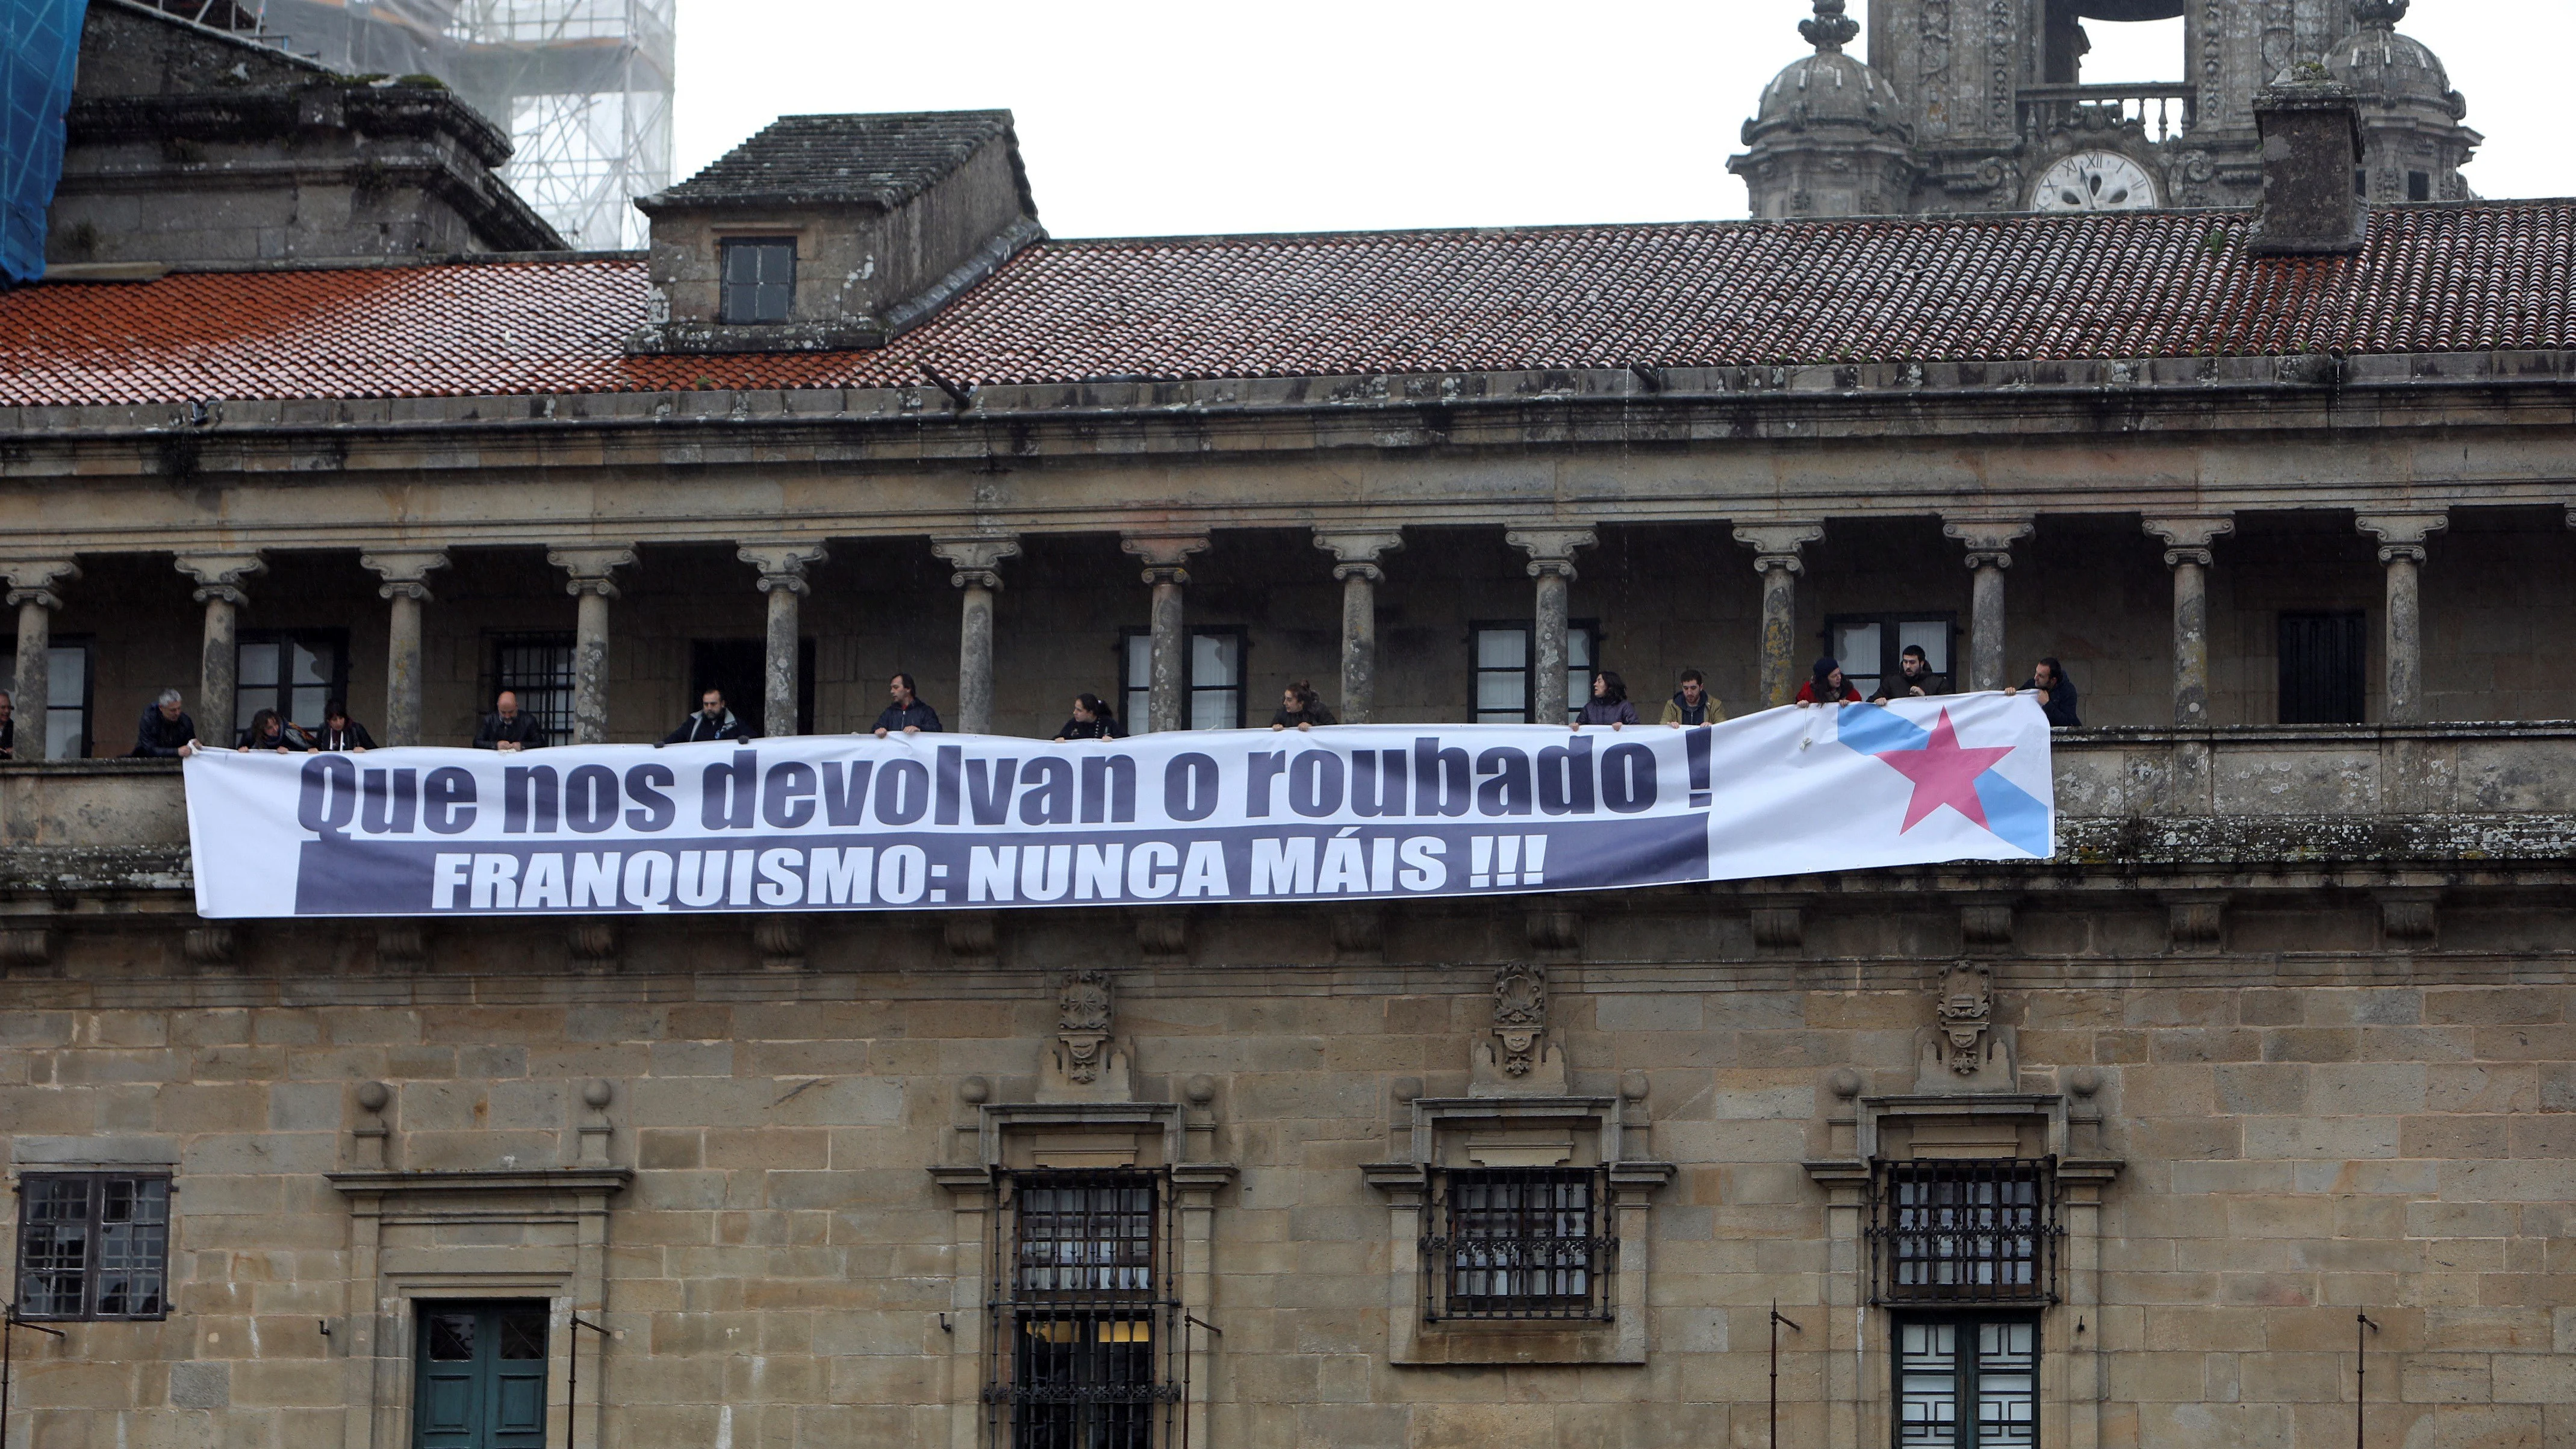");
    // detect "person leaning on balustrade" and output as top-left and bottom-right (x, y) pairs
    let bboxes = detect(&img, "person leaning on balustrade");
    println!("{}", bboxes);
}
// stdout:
(1660, 669), (1725, 727)
(131, 689), (199, 758)
(1054, 693), (1125, 741)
